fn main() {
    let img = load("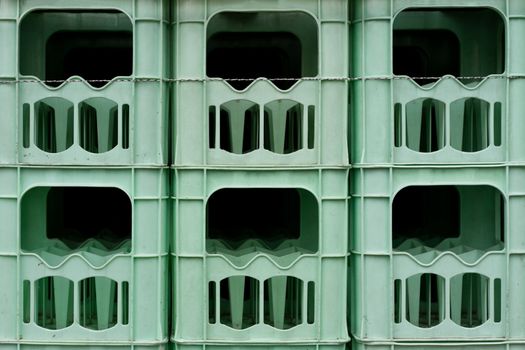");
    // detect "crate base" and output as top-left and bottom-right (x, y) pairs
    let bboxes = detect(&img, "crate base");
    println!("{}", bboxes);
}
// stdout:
(171, 343), (347, 350)
(0, 344), (168, 350)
